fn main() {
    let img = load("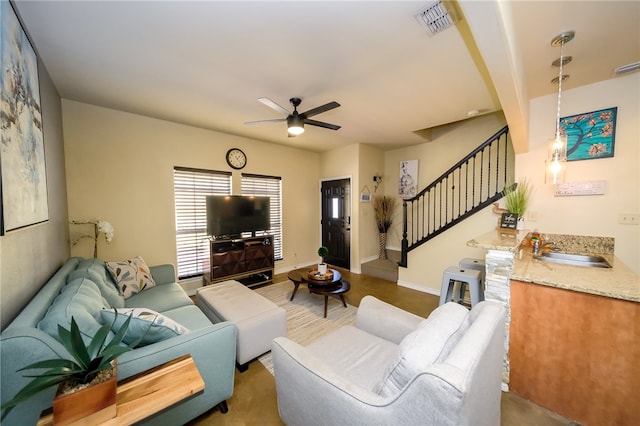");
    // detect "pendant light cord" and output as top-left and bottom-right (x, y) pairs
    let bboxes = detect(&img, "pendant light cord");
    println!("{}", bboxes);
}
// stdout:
(555, 39), (564, 140)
